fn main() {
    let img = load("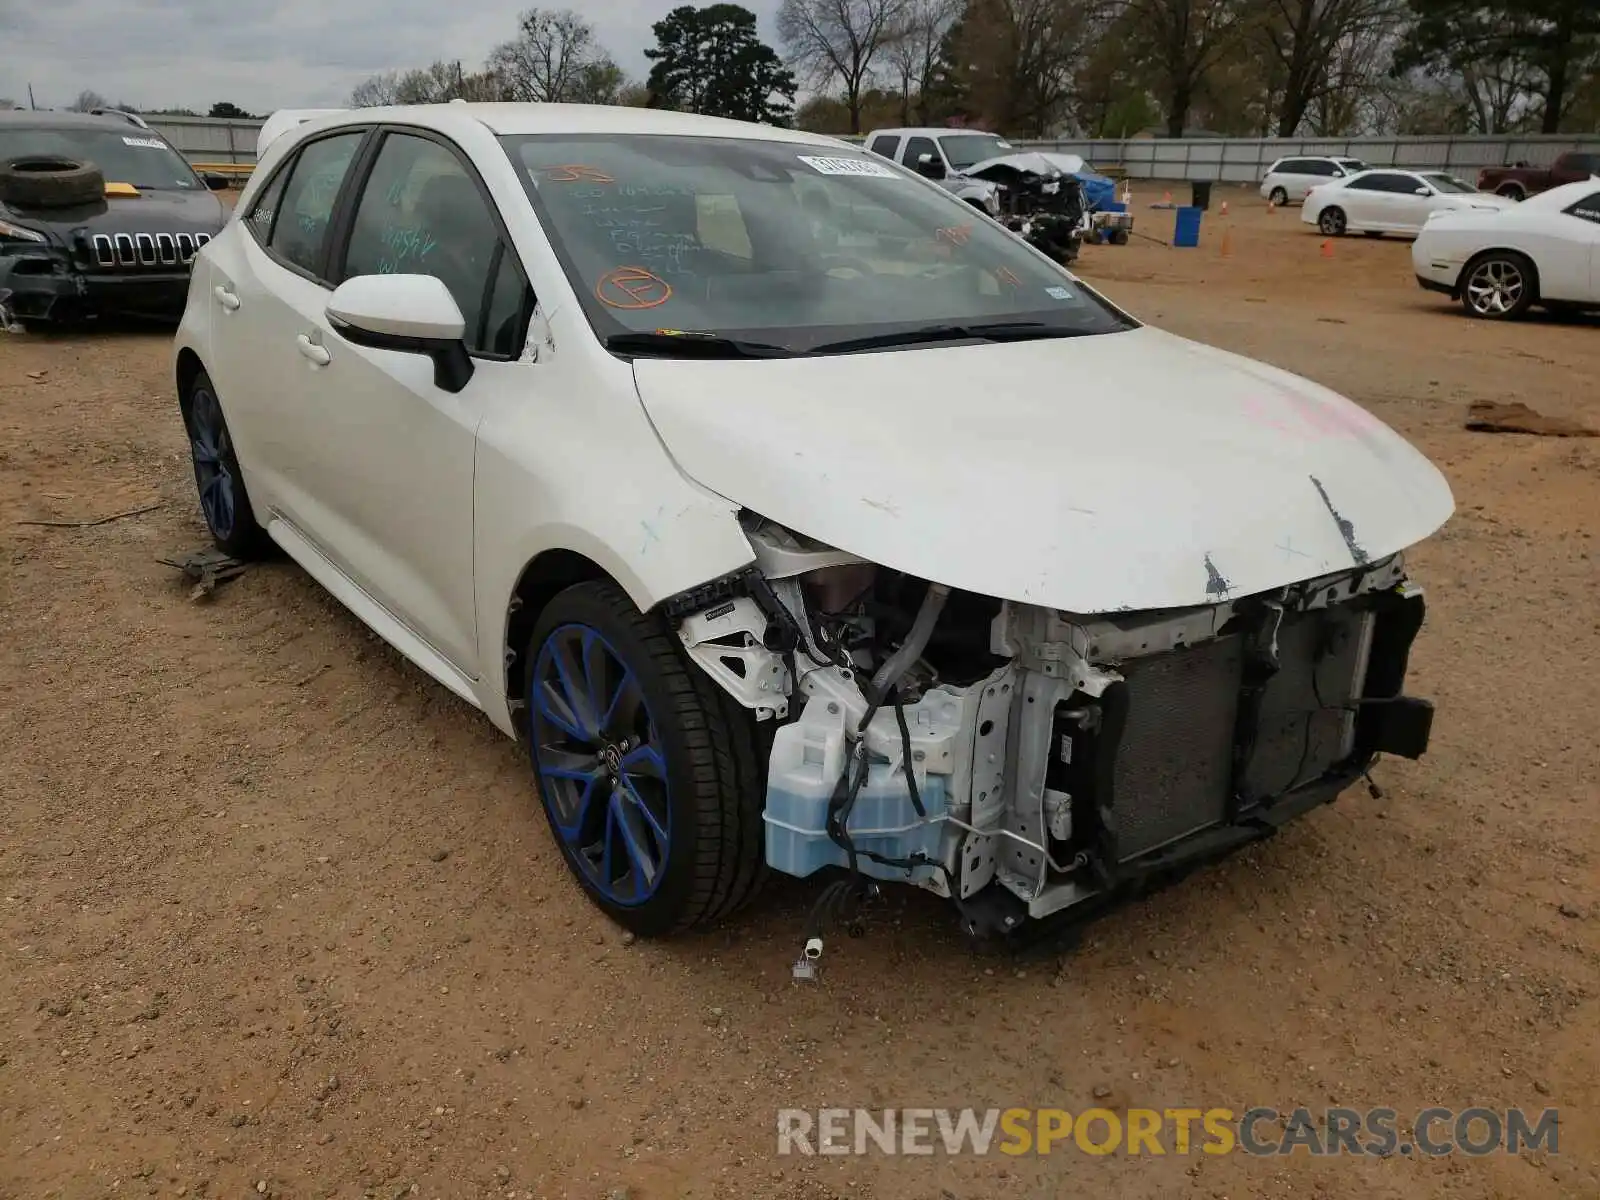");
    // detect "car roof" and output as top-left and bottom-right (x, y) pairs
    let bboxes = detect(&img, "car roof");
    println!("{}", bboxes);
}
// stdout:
(866, 127), (998, 138)
(303, 103), (845, 148)
(0, 109), (153, 132)
(1523, 177), (1600, 208)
